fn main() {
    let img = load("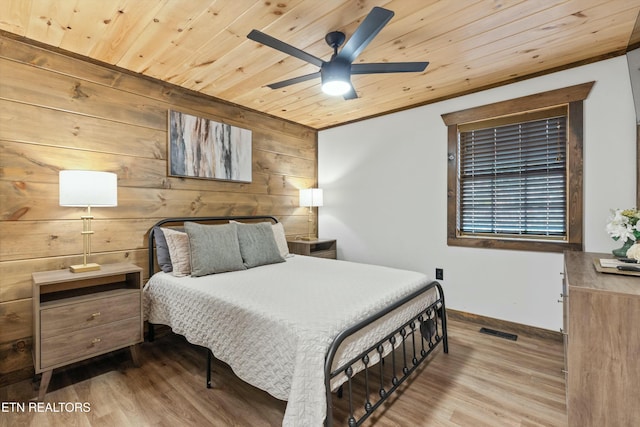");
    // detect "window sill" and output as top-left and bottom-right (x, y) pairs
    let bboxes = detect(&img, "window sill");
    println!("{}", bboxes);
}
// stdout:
(447, 236), (582, 253)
